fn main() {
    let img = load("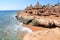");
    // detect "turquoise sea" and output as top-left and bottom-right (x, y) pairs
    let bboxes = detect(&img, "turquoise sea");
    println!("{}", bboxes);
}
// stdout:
(0, 10), (32, 40)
